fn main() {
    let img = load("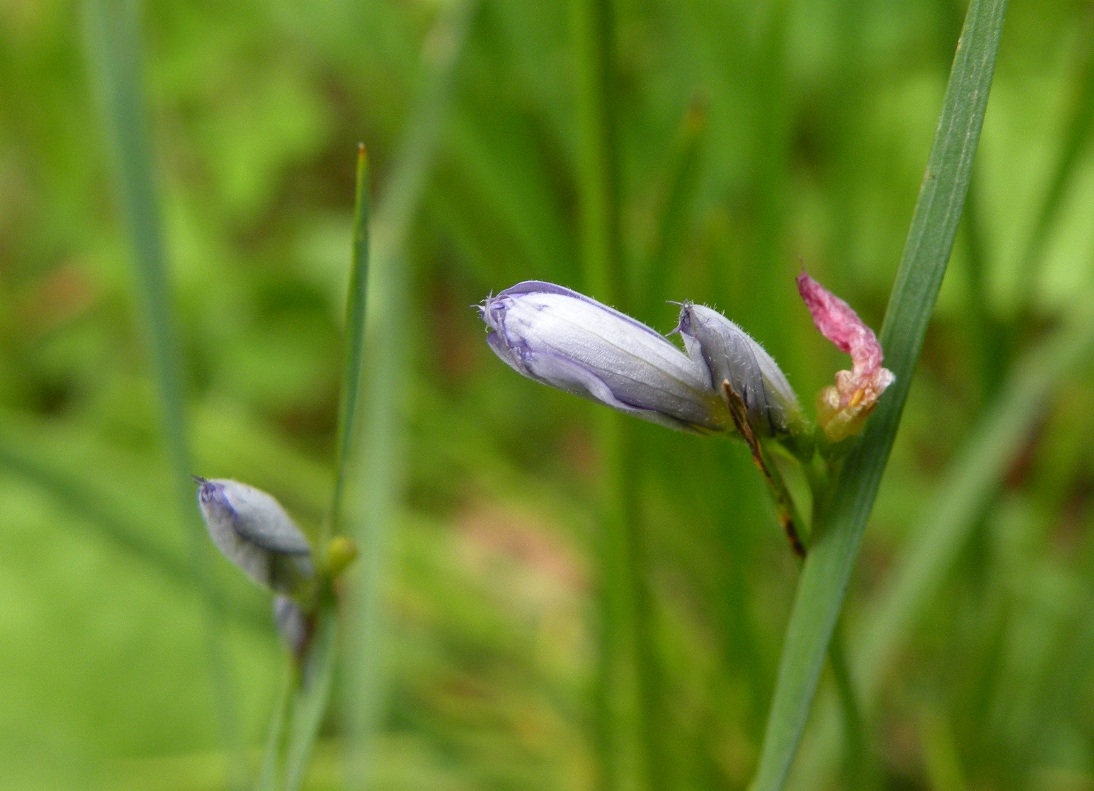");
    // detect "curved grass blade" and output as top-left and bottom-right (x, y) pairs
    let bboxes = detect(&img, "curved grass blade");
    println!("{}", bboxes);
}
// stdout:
(0, 431), (191, 587)
(749, 1), (1009, 787)
(82, 1), (244, 783)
